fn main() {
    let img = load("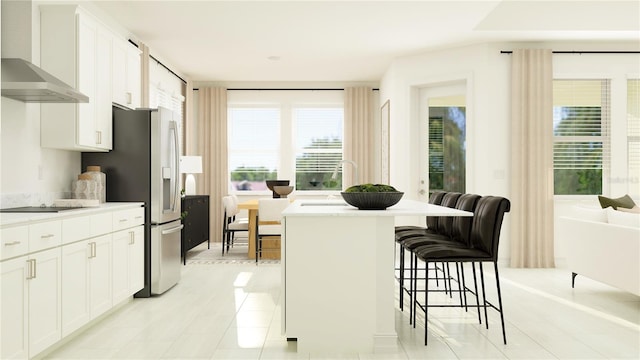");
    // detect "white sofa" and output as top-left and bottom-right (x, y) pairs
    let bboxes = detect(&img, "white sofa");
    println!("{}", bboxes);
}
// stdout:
(558, 206), (640, 296)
